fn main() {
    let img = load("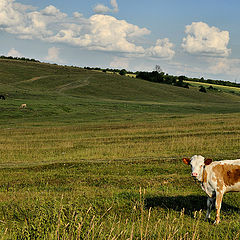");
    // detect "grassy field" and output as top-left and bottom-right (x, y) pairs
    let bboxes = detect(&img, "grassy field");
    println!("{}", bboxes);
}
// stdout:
(0, 59), (240, 239)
